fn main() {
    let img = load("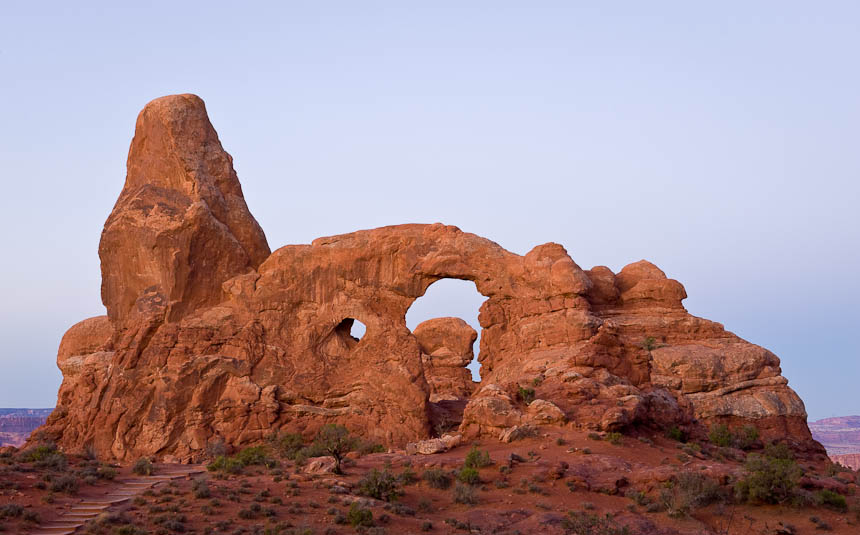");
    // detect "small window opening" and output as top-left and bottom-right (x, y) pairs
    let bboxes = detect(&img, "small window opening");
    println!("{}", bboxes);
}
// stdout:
(335, 318), (366, 343)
